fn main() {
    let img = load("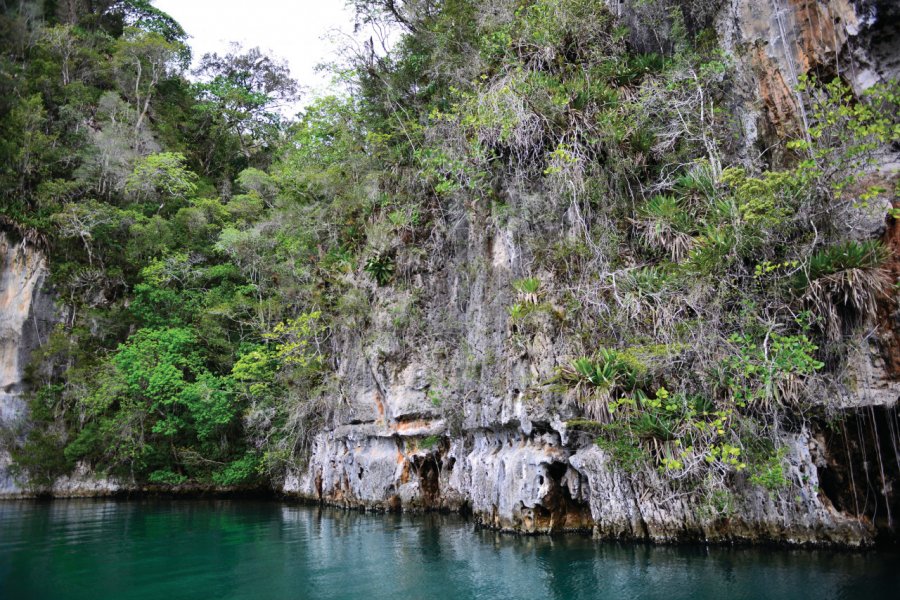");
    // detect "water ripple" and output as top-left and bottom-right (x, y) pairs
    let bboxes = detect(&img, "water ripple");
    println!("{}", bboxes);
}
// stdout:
(0, 500), (898, 600)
